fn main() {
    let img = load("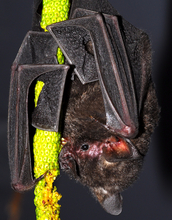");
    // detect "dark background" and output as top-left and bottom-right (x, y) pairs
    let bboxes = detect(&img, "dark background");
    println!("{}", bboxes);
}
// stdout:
(0, 0), (171, 219)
